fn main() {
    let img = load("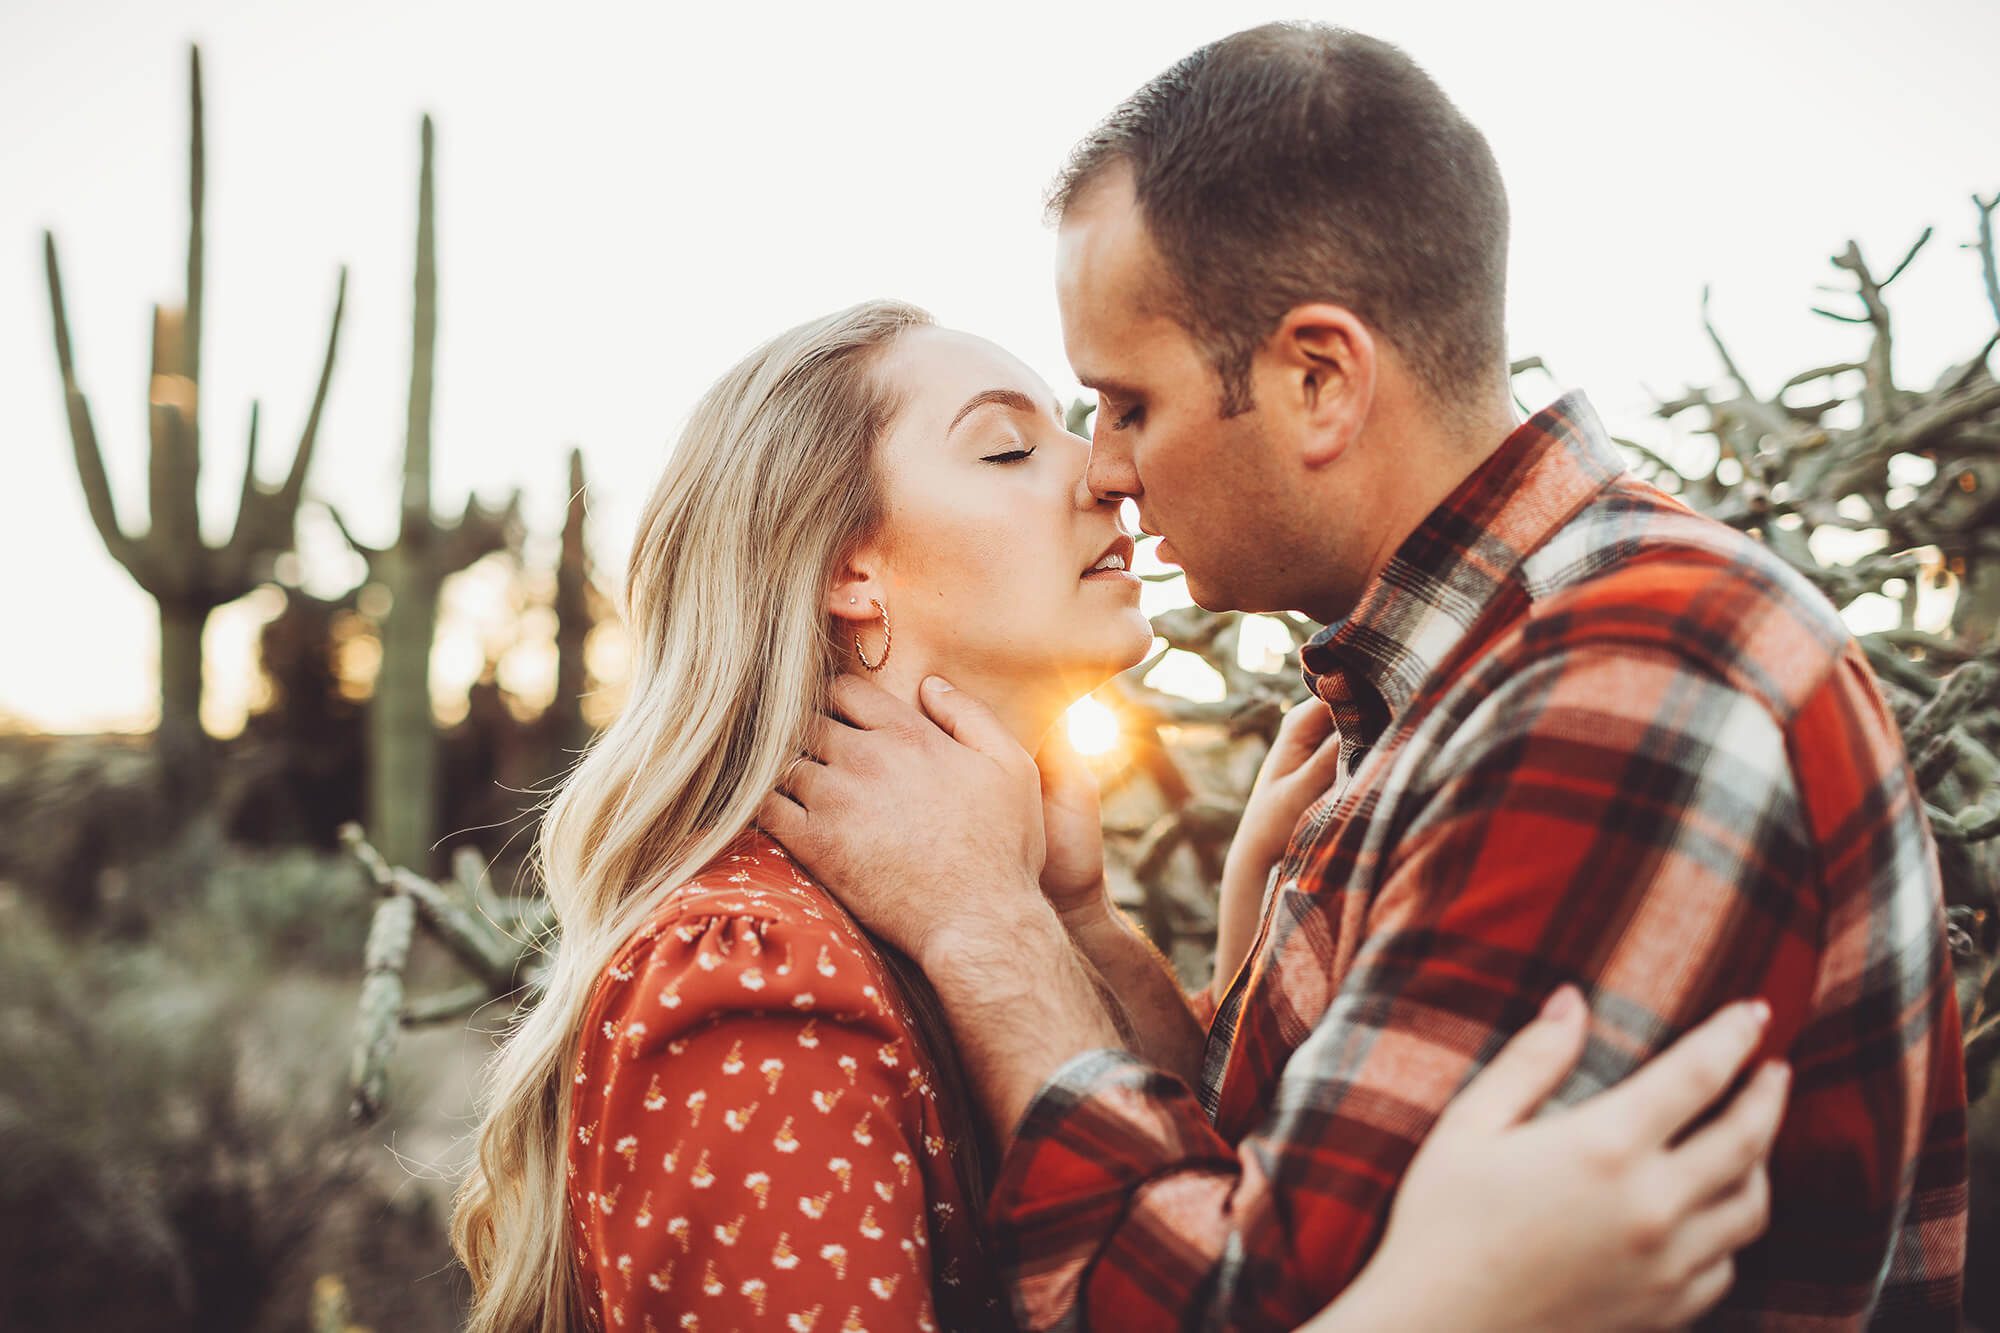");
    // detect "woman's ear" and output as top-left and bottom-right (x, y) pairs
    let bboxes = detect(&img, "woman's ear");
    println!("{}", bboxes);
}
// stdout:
(827, 556), (884, 625)
(1259, 303), (1376, 470)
